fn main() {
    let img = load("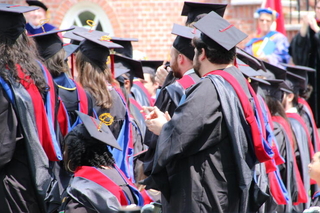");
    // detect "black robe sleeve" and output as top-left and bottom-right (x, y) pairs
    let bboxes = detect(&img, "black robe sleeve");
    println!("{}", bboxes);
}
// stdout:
(289, 32), (311, 66)
(0, 87), (18, 170)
